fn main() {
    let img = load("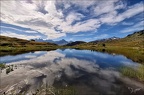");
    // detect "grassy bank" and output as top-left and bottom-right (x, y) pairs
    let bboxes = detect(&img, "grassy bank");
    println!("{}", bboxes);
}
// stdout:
(0, 63), (6, 69)
(1, 45), (143, 64)
(120, 65), (144, 82)
(0, 45), (60, 56)
(0, 35), (61, 56)
(68, 44), (144, 64)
